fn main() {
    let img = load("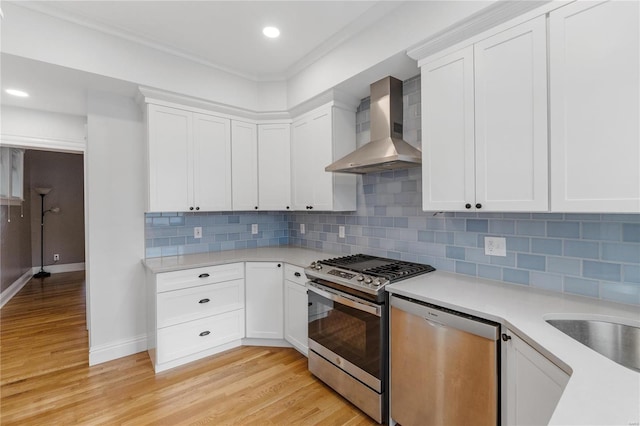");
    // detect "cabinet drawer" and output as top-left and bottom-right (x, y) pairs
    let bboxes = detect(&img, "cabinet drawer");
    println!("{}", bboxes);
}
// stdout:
(284, 264), (307, 286)
(157, 279), (244, 328)
(156, 263), (244, 292)
(157, 309), (244, 364)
